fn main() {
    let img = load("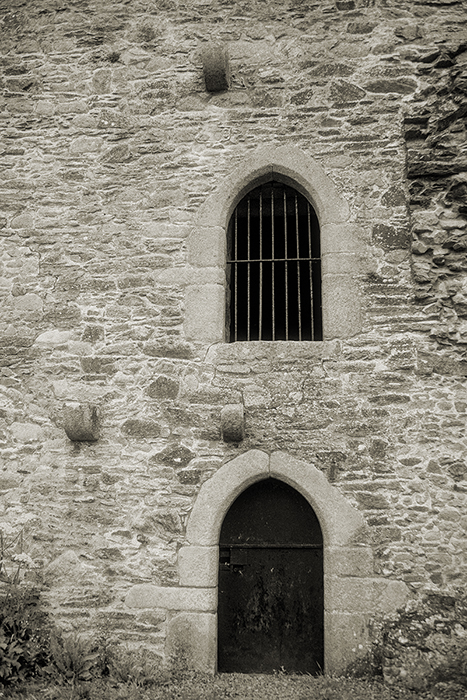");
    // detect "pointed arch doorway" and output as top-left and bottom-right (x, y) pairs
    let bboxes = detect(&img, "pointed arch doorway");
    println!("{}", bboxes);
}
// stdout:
(217, 478), (324, 674)
(168, 450), (407, 674)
